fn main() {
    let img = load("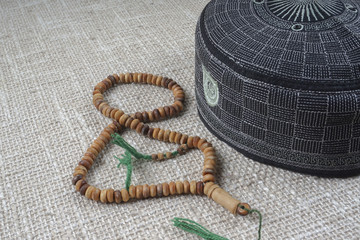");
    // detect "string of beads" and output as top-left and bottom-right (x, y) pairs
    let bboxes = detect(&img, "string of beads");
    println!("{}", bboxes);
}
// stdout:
(72, 72), (250, 216)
